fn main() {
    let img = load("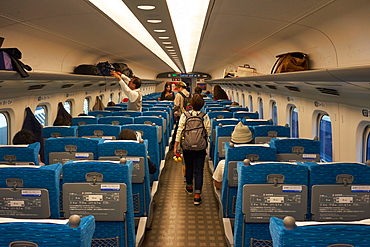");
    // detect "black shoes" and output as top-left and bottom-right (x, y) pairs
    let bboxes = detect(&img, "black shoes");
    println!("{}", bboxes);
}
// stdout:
(194, 196), (202, 205)
(185, 186), (193, 194)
